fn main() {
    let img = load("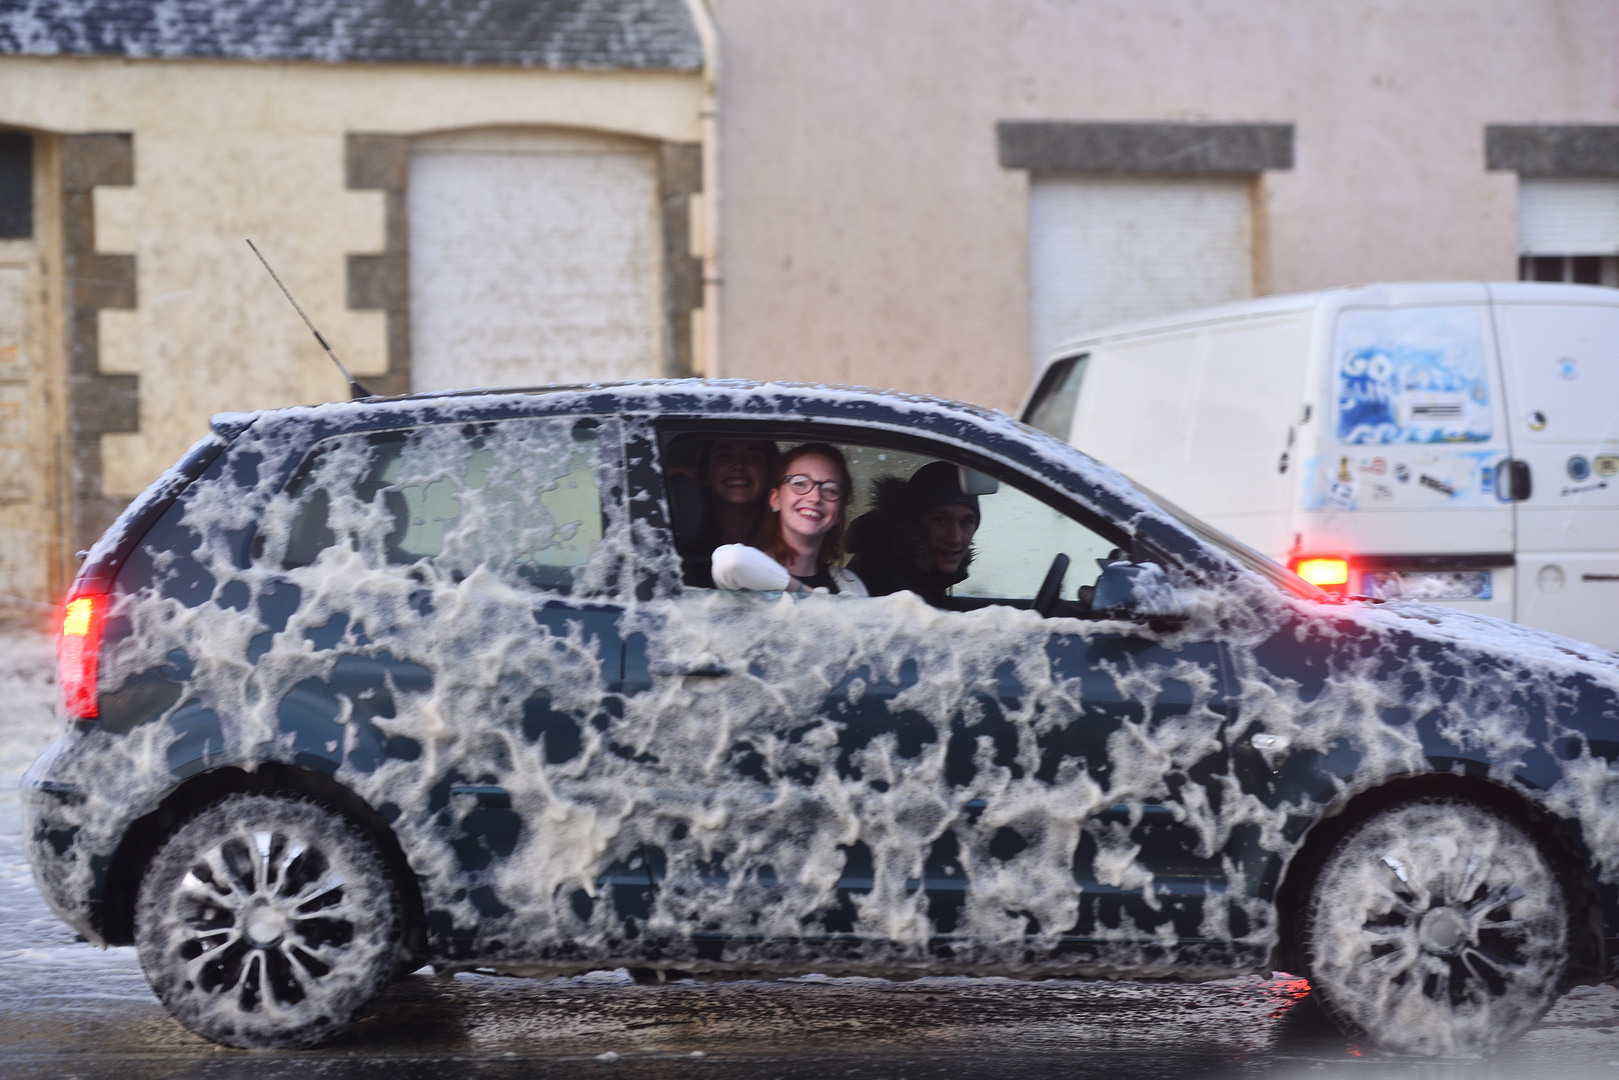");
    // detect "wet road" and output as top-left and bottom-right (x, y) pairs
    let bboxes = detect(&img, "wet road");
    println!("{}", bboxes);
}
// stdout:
(8, 629), (1619, 1079)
